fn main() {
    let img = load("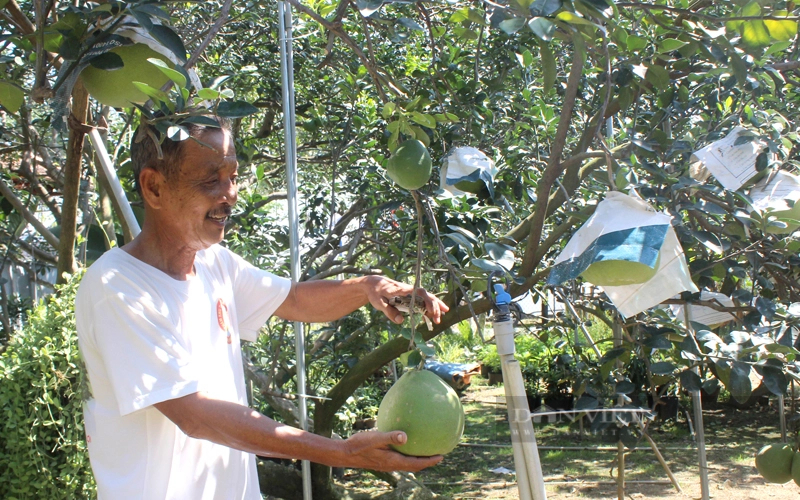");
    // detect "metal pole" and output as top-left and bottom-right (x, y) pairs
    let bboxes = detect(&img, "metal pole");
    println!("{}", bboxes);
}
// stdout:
(779, 395), (787, 443)
(683, 307), (709, 500)
(558, 290), (602, 358)
(87, 129), (141, 237)
(279, 3), (312, 499)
